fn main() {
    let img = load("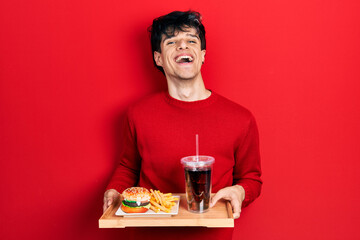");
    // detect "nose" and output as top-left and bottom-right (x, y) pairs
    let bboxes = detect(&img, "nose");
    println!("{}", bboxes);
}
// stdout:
(177, 39), (188, 50)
